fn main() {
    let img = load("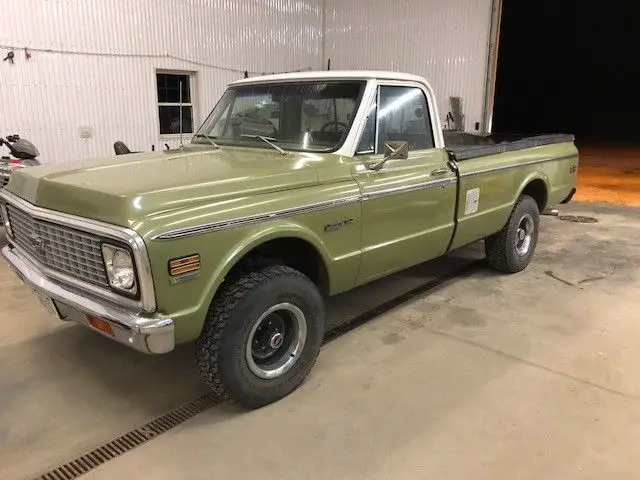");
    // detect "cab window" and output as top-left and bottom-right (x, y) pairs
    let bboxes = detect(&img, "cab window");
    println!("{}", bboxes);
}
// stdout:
(376, 86), (434, 153)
